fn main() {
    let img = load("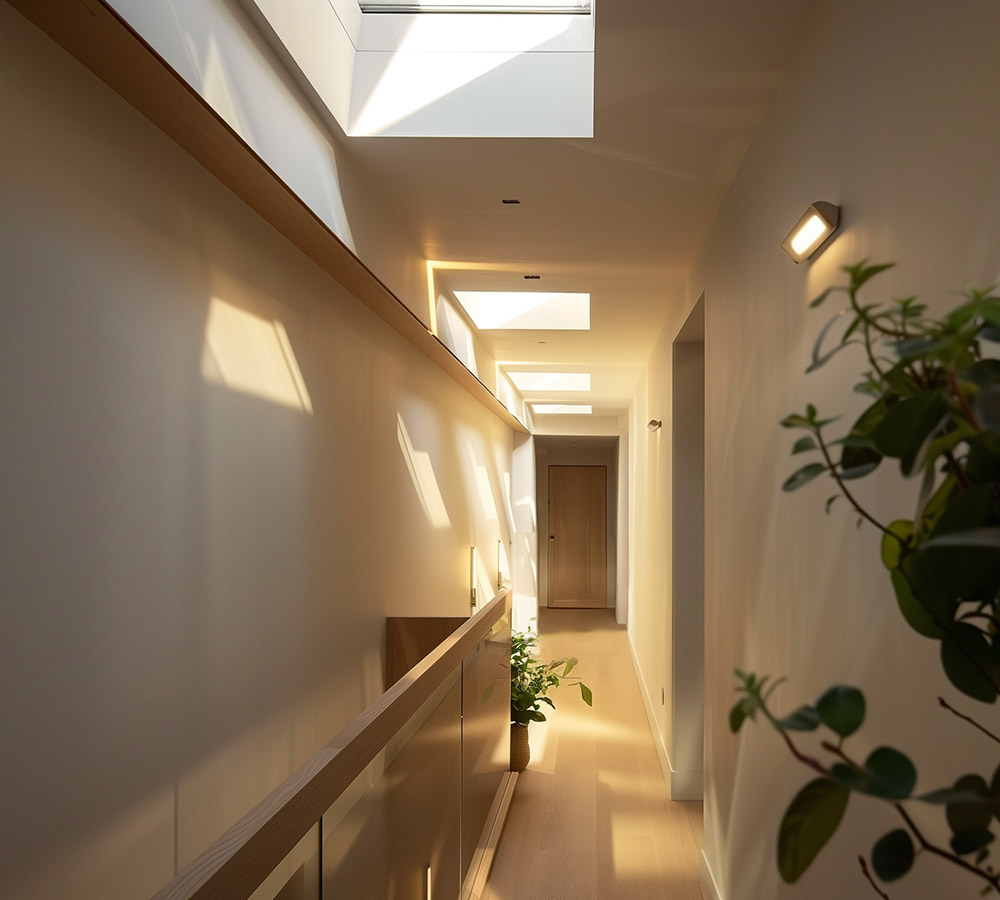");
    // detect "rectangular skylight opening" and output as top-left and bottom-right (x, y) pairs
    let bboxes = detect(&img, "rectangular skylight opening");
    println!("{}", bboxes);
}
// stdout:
(531, 404), (593, 415)
(509, 372), (591, 391)
(453, 291), (590, 330)
(360, 0), (590, 12)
